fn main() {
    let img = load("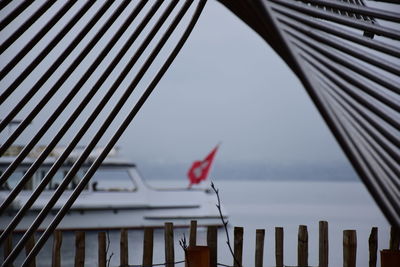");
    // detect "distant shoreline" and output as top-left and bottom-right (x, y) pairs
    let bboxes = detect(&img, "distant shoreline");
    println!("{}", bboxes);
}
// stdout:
(138, 161), (359, 182)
